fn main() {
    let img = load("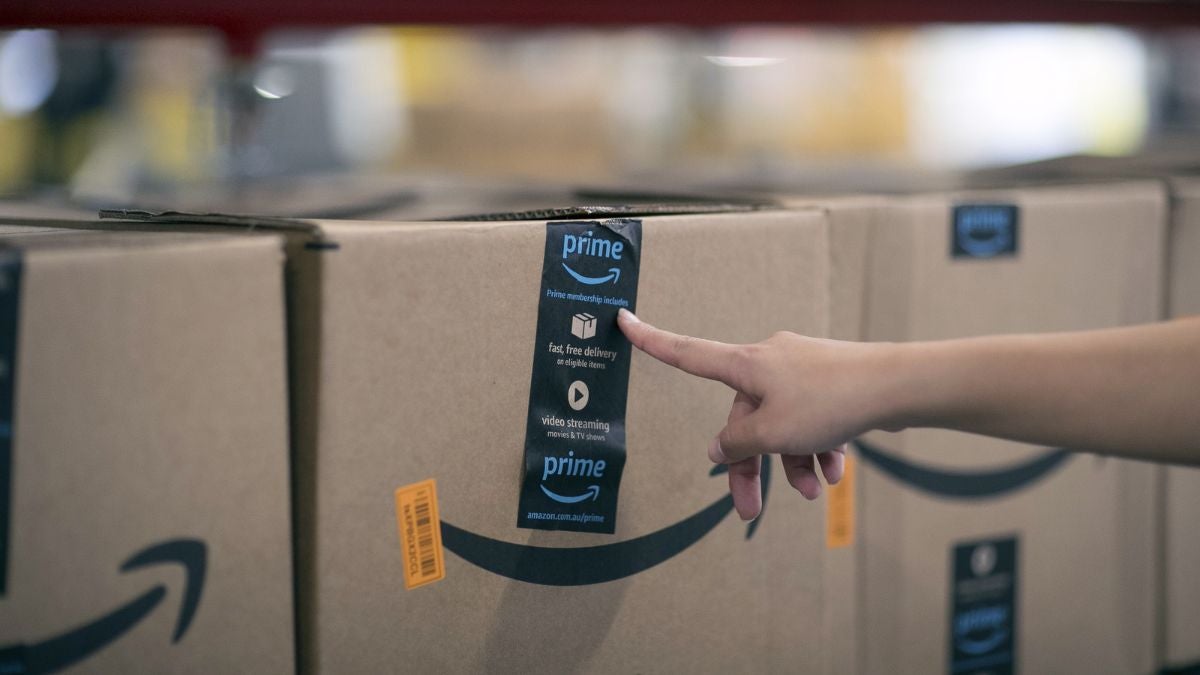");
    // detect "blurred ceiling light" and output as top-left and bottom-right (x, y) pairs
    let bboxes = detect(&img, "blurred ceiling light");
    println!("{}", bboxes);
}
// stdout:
(253, 63), (297, 100)
(0, 30), (58, 116)
(905, 25), (1148, 167)
(703, 55), (786, 68)
(326, 29), (407, 165)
